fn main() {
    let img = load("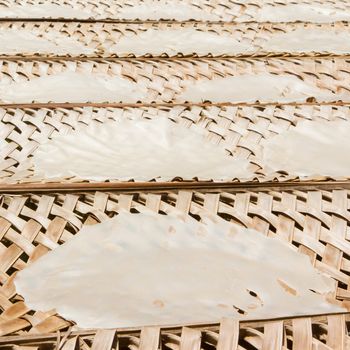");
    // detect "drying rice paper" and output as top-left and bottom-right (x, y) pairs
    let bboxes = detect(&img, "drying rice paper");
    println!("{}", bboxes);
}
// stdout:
(0, 72), (147, 103)
(180, 73), (341, 103)
(117, 2), (217, 21)
(113, 27), (350, 56)
(111, 28), (252, 56)
(32, 118), (253, 181)
(0, 3), (92, 19)
(2, 26), (349, 57)
(0, 70), (344, 104)
(0, 28), (94, 55)
(1, 1), (349, 22)
(15, 212), (344, 329)
(263, 29), (350, 54)
(252, 3), (350, 23)
(262, 121), (350, 177)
